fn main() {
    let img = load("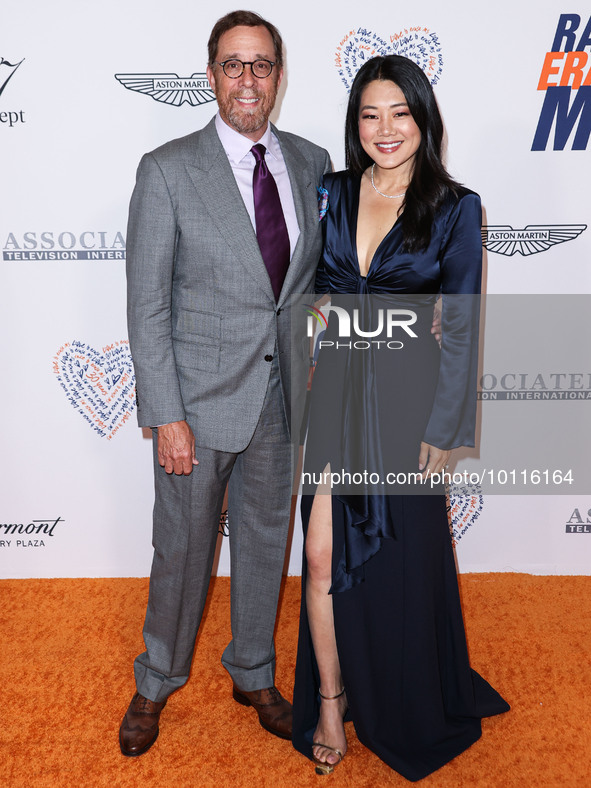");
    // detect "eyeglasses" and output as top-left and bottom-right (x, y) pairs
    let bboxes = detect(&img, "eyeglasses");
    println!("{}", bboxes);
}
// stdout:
(215, 59), (276, 79)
